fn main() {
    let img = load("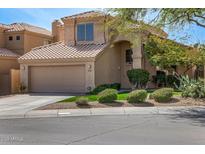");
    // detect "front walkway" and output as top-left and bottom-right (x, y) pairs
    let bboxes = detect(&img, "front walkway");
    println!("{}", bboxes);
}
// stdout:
(0, 93), (71, 119)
